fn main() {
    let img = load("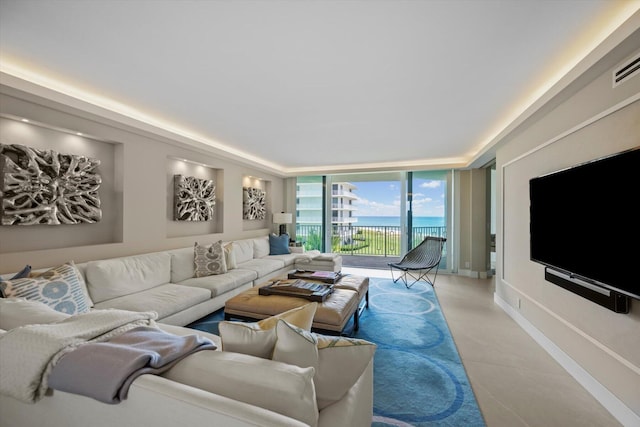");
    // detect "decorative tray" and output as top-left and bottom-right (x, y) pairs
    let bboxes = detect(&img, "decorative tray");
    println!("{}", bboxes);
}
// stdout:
(259, 278), (334, 302)
(287, 269), (343, 284)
